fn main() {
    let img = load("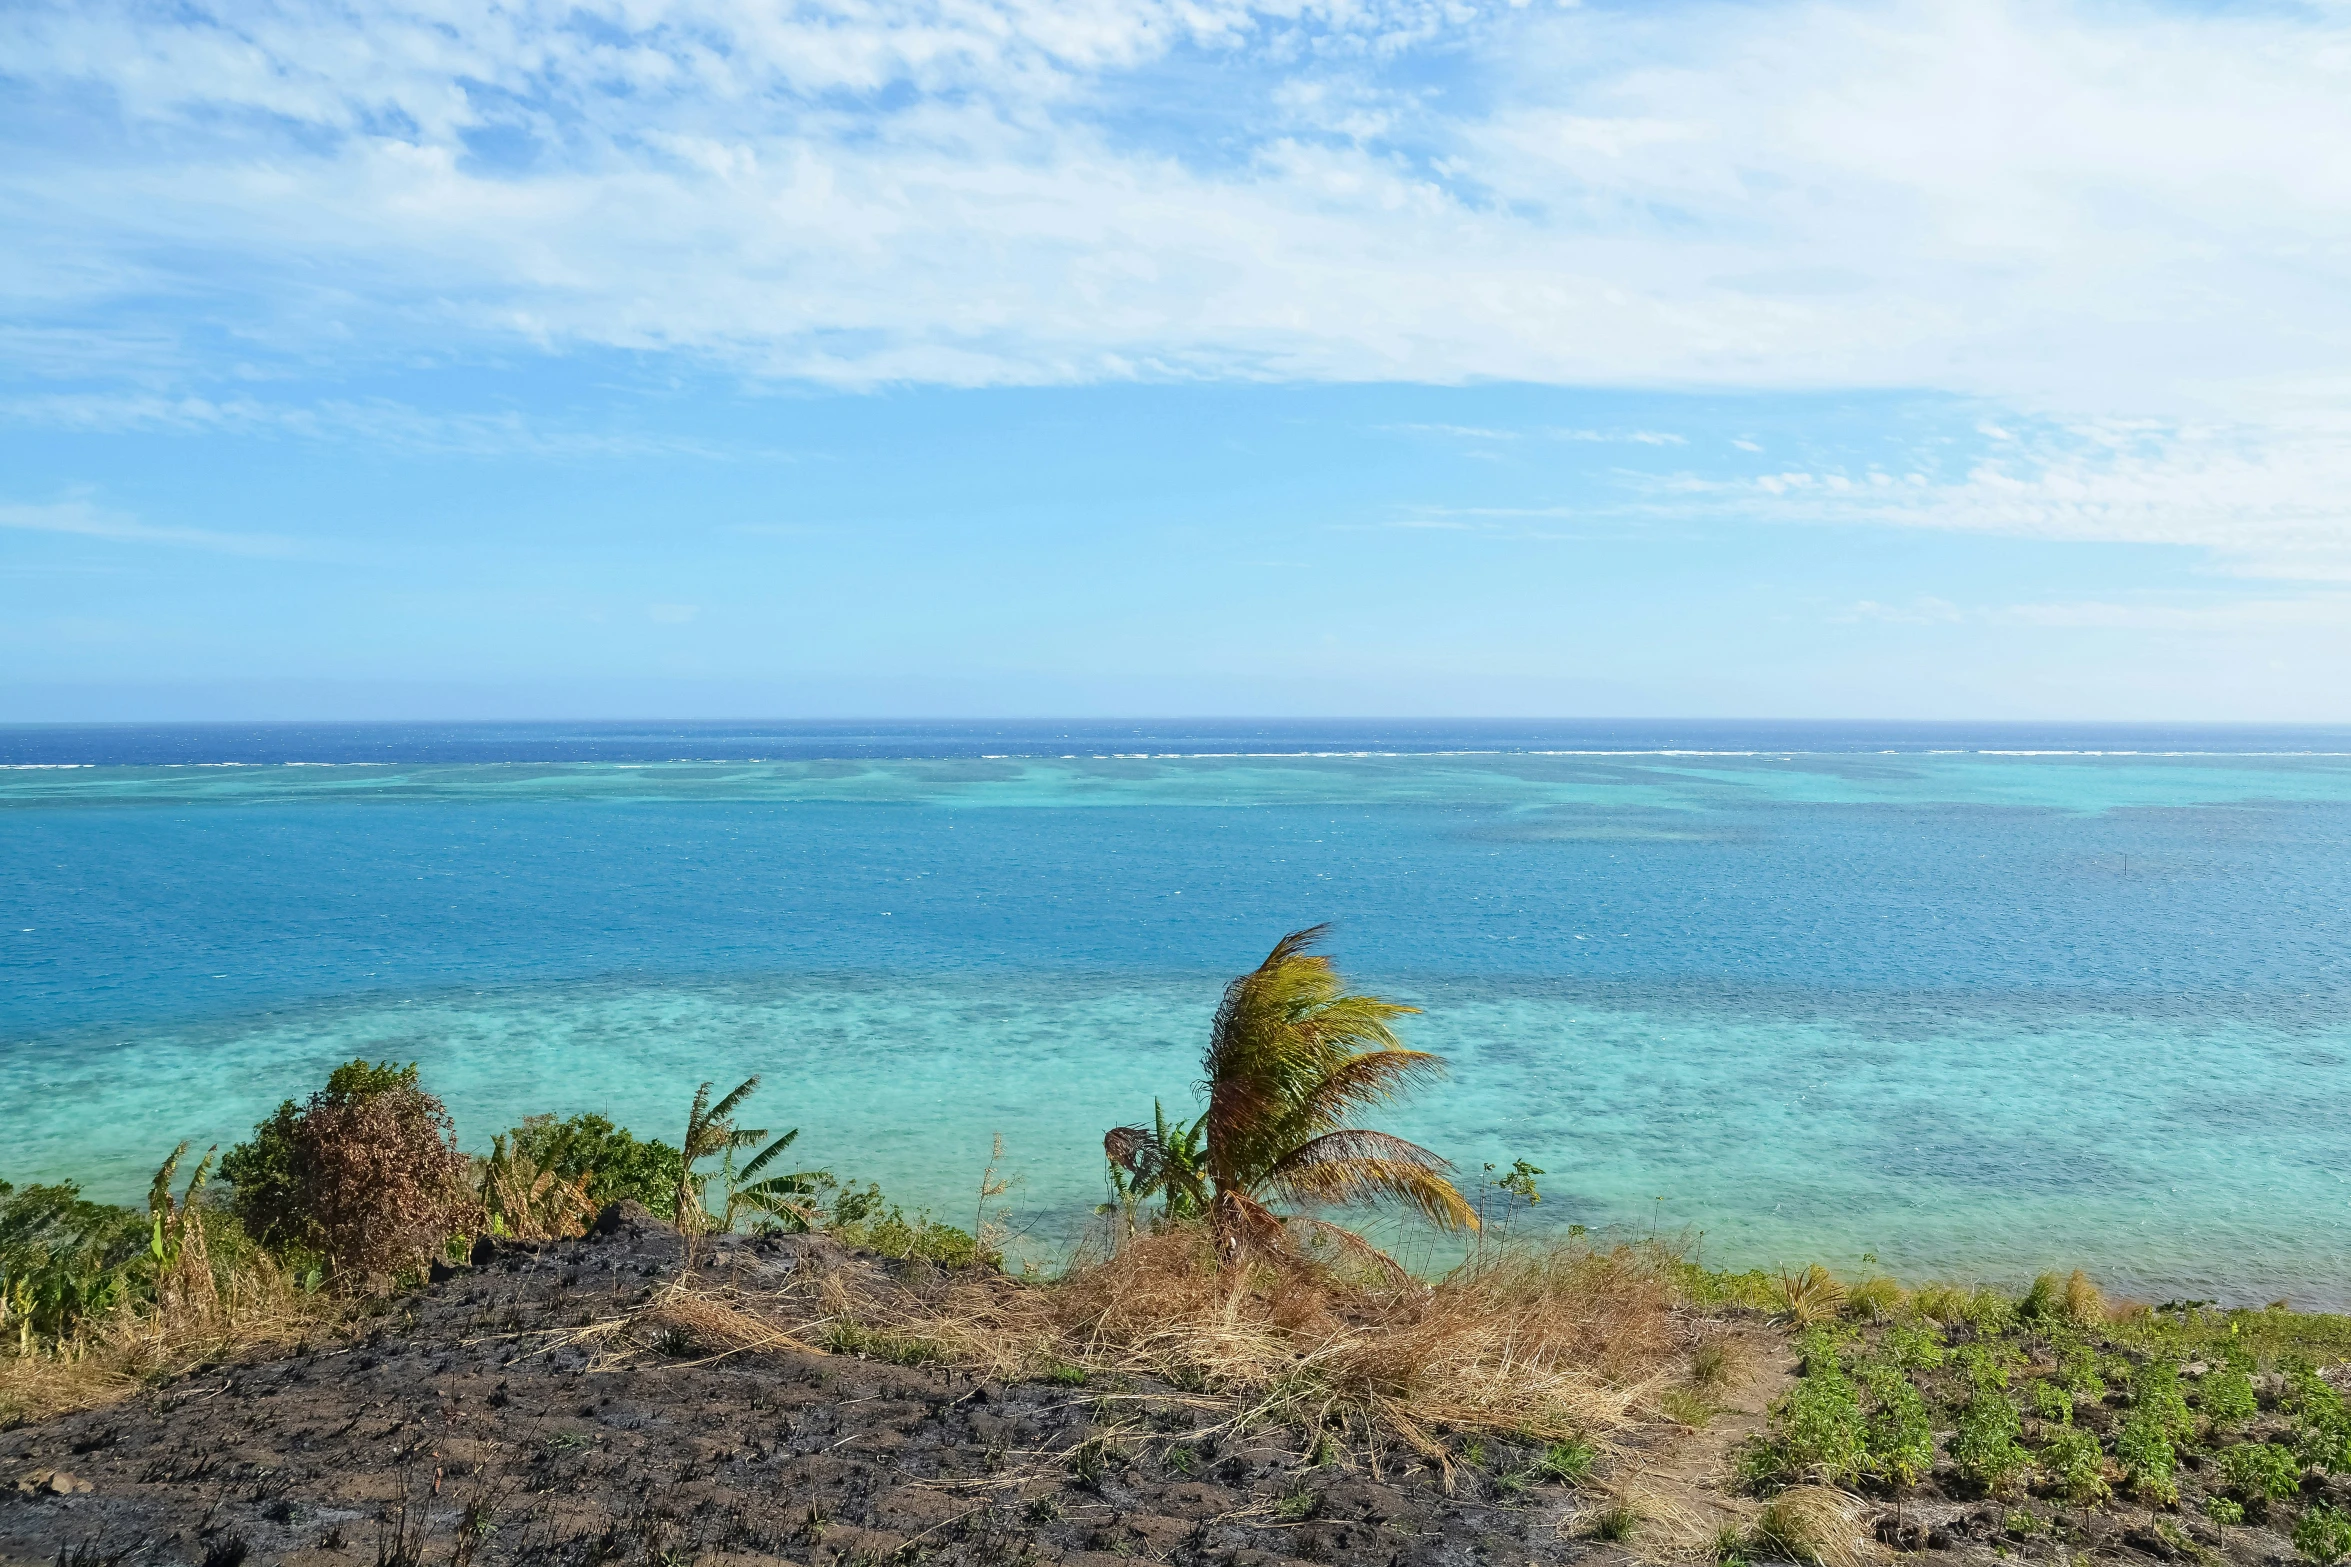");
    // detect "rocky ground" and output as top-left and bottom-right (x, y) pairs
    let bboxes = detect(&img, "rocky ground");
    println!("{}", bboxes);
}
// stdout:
(5, 1209), (2332, 1567)
(1, 1207), (1648, 1567)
